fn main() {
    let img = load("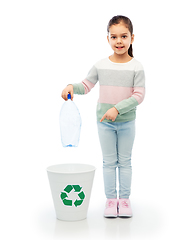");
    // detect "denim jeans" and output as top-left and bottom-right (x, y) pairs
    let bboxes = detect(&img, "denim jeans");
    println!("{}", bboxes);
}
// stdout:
(97, 120), (135, 199)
